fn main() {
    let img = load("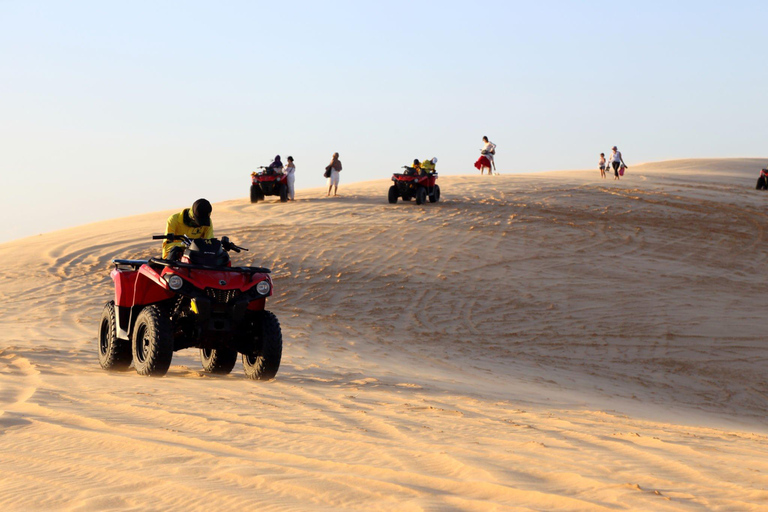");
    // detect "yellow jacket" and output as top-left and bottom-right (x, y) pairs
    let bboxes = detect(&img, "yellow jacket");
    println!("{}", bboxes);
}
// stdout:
(421, 159), (436, 172)
(162, 208), (214, 258)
